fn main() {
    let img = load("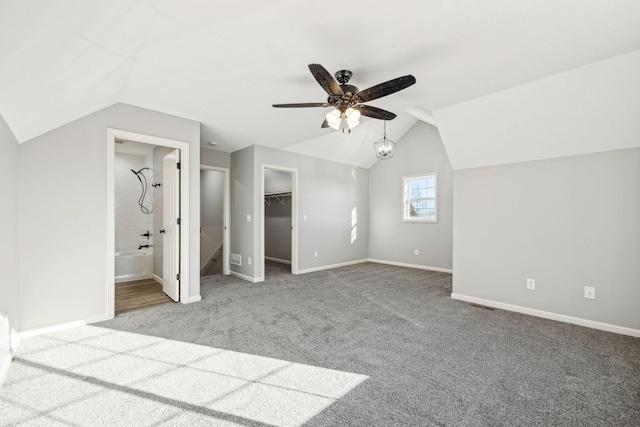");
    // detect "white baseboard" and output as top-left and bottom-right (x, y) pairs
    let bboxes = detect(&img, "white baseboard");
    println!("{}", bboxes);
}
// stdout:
(265, 256), (291, 265)
(0, 350), (12, 389)
(0, 314), (19, 389)
(181, 295), (201, 304)
(368, 258), (453, 274)
(298, 259), (368, 274)
(153, 274), (163, 285)
(451, 293), (640, 338)
(230, 271), (264, 283)
(18, 312), (112, 339)
(20, 320), (87, 338)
